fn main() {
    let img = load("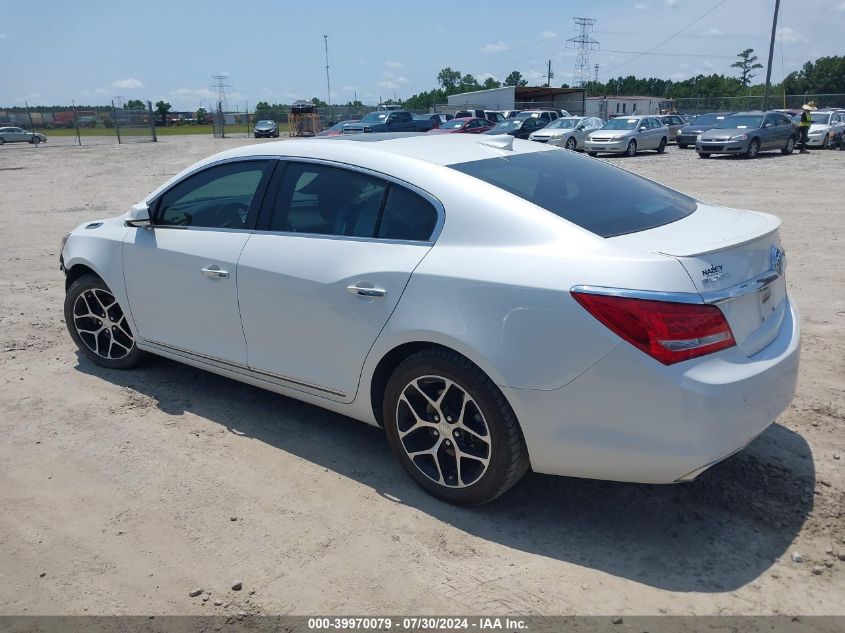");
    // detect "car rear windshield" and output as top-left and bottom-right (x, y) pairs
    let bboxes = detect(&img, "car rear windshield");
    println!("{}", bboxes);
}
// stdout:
(448, 151), (697, 238)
